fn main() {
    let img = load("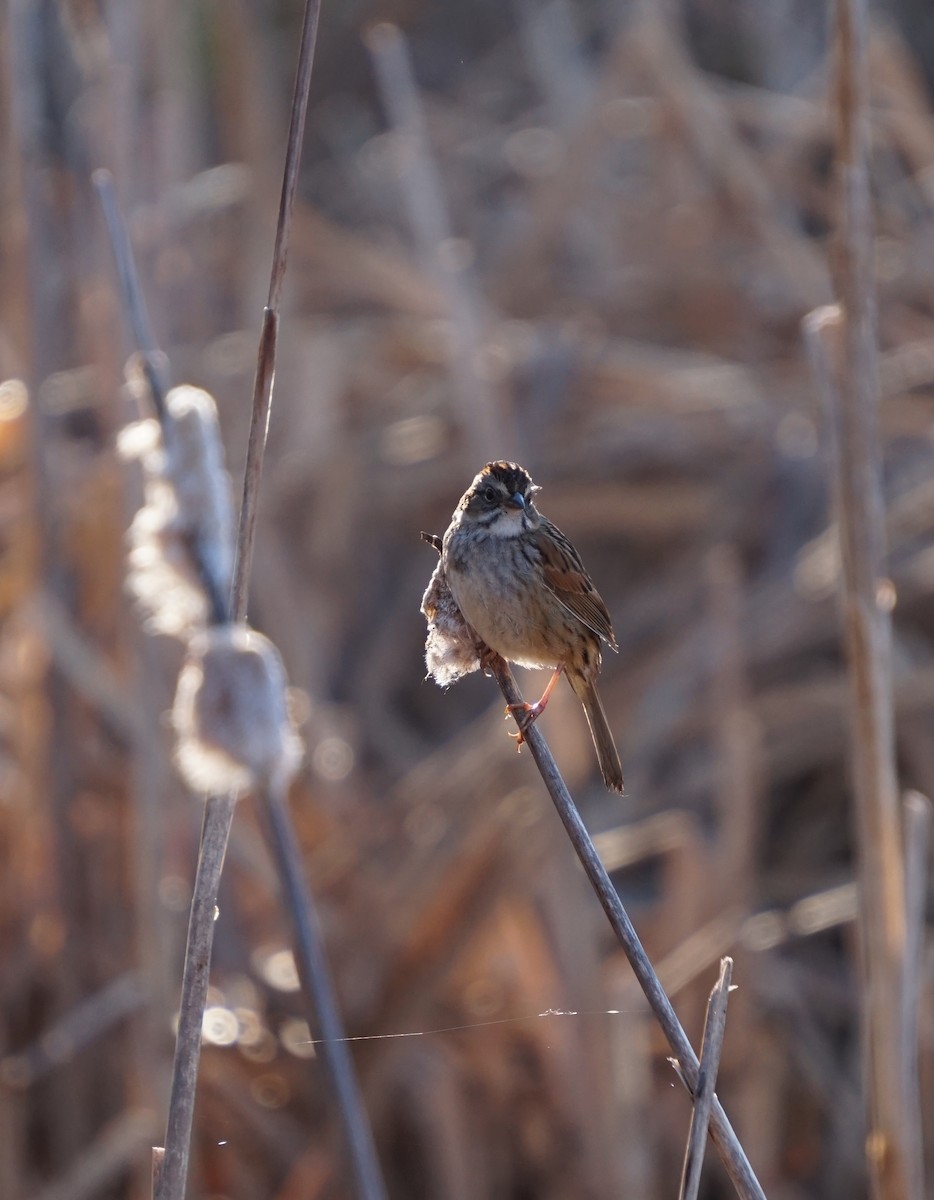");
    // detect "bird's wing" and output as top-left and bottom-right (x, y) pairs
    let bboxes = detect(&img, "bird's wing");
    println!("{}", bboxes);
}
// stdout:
(533, 520), (618, 650)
